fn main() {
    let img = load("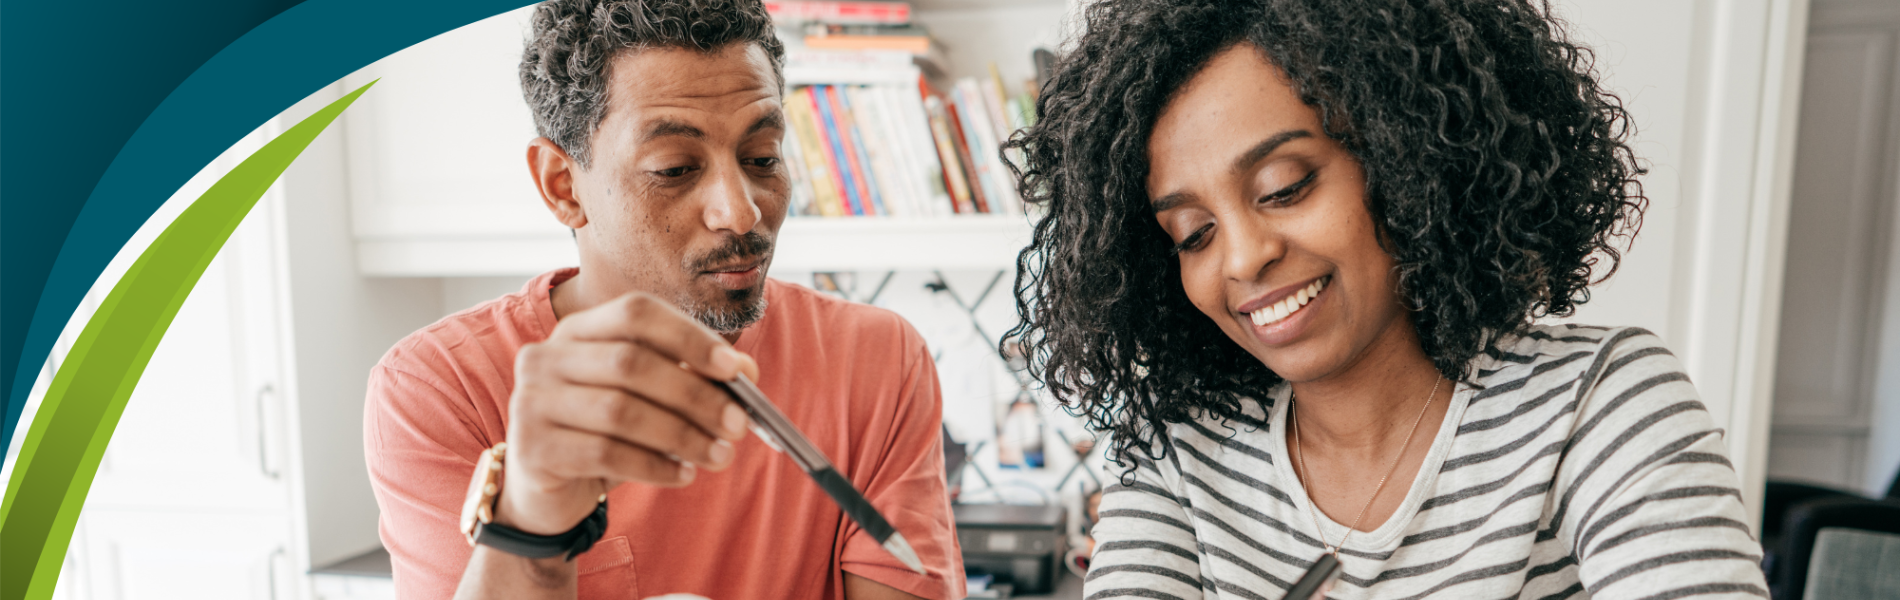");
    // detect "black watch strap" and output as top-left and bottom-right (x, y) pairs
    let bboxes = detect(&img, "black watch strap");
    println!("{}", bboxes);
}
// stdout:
(471, 500), (609, 560)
